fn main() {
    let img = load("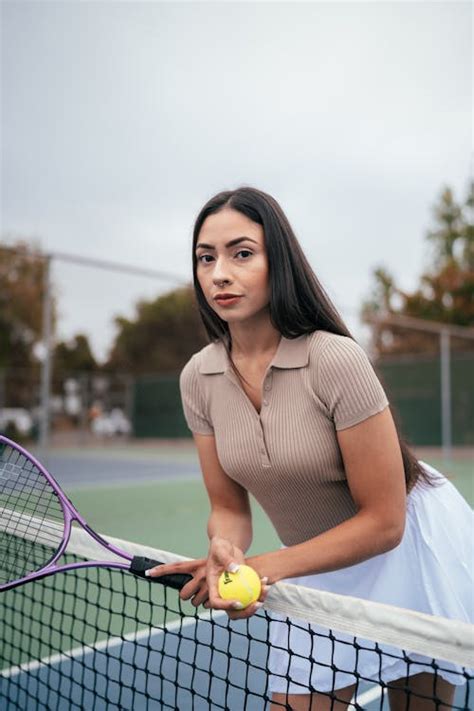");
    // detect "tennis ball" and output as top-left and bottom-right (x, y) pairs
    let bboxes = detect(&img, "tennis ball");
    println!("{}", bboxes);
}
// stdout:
(218, 565), (261, 608)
